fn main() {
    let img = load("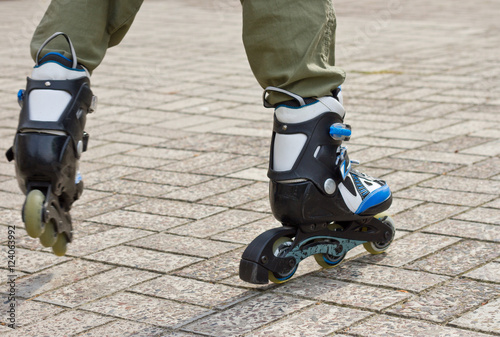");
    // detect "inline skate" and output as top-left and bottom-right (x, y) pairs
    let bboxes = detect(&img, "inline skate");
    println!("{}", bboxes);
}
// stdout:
(5, 32), (97, 256)
(239, 87), (395, 284)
